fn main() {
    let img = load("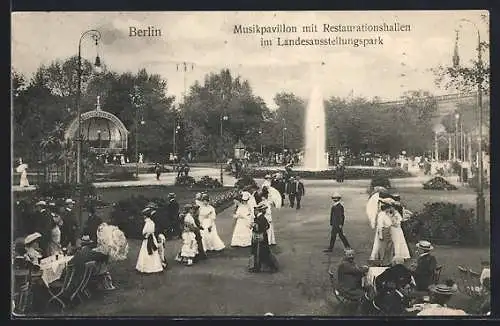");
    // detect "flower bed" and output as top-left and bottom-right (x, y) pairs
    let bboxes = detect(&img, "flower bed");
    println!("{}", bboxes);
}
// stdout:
(423, 176), (458, 190)
(194, 176), (223, 189)
(409, 202), (486, 246)
(109, 188), (239, 240)
(174, 175), (196, 187)
(246, 167), (412, 180)
(234, 175), (258, 189)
